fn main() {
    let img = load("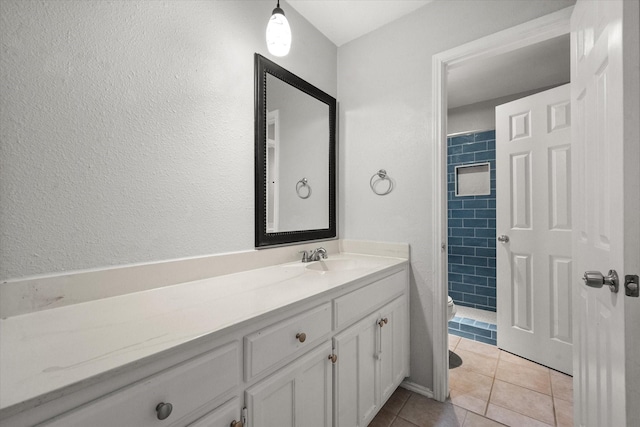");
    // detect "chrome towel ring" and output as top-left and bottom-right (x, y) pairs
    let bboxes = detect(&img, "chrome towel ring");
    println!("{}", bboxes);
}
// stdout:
(296, 178), (311, 199)
(370, 169), (393, 196)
